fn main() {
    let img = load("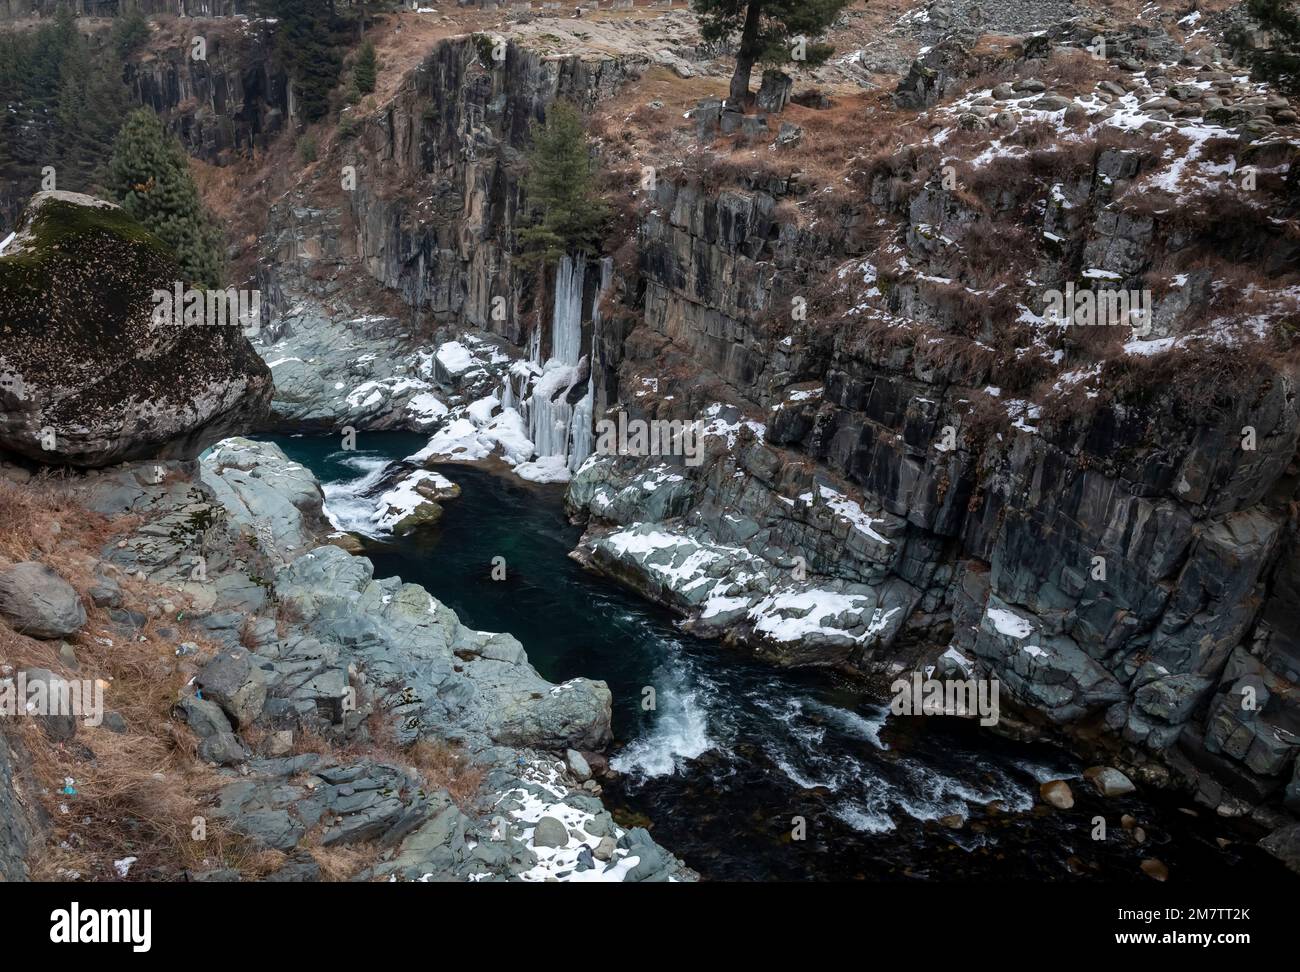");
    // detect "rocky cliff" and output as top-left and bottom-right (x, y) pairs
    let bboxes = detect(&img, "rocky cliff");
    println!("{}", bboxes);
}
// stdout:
(229, 3), (1300, 862)
(125, 16), (290, 166)
(562, 14), (1300, 839)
